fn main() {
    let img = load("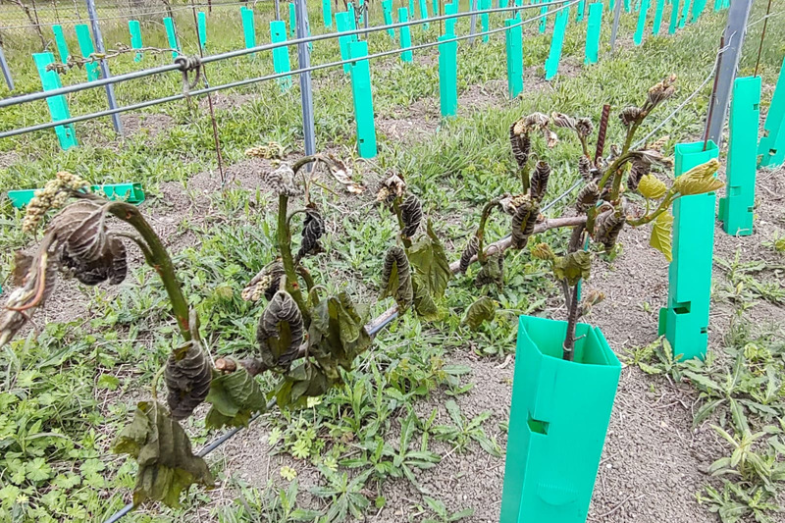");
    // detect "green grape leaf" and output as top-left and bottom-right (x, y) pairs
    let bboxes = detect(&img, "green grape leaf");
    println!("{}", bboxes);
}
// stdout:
(309, 293), (372, 381)
(112, 401), (213, 508)
(407, 220), (452, 300)
(552, 251), (591, 286)
(673, 159), (723, 195)
(637, 174), (668, 199)
(462, 297), (498, 331)
(205, 368), (267, 430)
(649, 212), (674, 262)
(273, 363), (331, 409)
